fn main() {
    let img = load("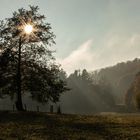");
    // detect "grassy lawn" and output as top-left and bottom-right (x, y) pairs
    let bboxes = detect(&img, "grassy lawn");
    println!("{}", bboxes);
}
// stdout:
(0, 111), (140, 140)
